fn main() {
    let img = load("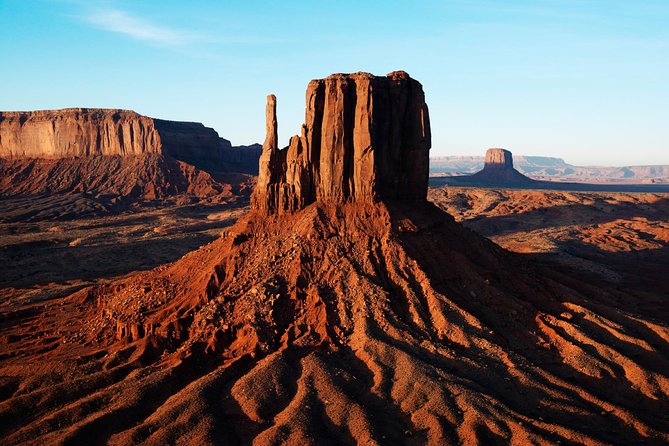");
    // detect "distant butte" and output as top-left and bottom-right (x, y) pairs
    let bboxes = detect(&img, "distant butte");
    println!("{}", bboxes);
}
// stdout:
(431, 148), (669, 192)
(463, 148), (535, 185)
(251, 71), (431, 213)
